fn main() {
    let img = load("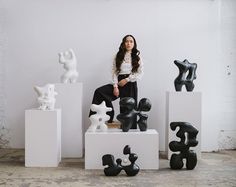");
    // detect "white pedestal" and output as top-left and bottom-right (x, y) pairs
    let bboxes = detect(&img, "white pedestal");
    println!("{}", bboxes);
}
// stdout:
(55, 83), (83, 158)
(85, 129), (159, 170)
(166, 91), (202, 159)
(25, 109), (61, 167)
